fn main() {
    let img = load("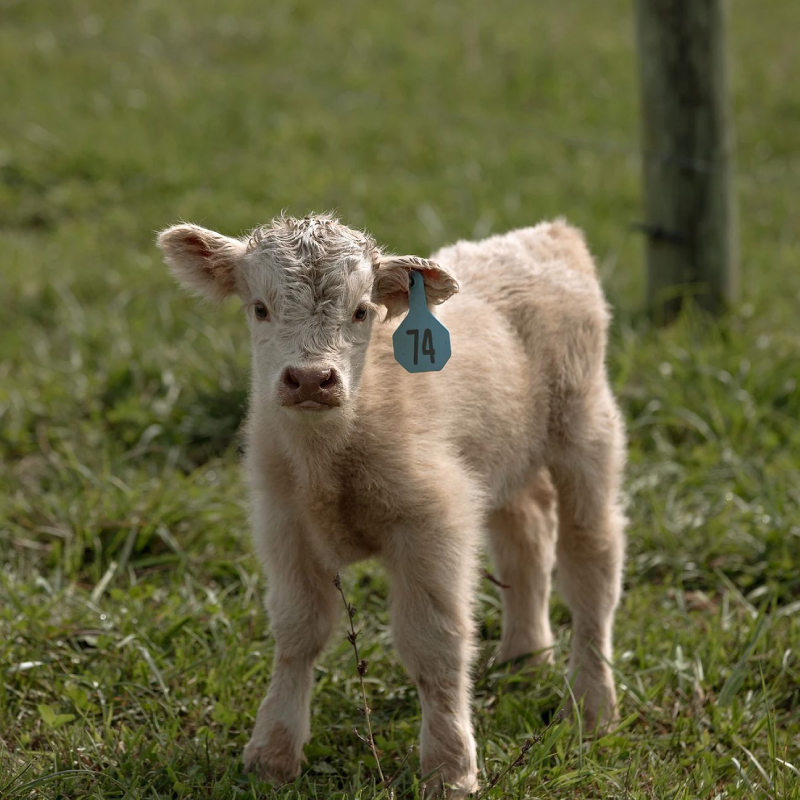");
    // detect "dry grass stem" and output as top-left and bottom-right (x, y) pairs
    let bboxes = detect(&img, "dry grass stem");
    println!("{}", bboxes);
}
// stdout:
(334, 572), (388, 792)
